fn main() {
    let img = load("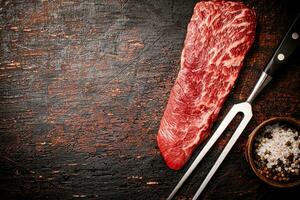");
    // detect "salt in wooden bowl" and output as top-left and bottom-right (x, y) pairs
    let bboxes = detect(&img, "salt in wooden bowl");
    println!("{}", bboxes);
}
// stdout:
(245, 117), (300, 188)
